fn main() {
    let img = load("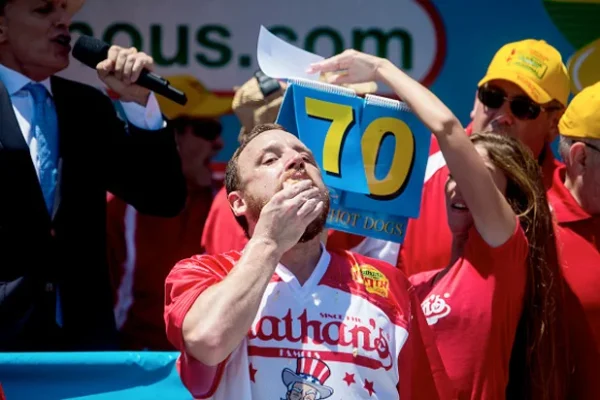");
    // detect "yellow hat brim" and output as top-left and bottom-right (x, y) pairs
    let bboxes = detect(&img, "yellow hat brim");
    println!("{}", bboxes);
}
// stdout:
(158, 93), (233, 119)
(478, 70), (553, 105)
